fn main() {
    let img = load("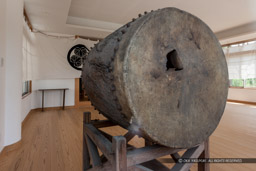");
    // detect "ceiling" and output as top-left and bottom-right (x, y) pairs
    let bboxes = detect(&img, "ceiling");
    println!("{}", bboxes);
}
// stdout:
(24, 0), (256, 40)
